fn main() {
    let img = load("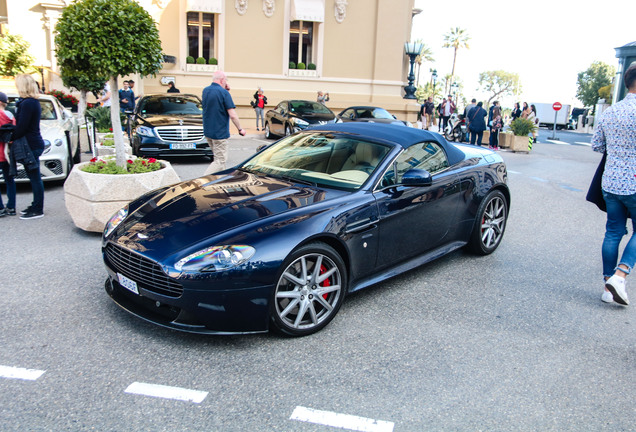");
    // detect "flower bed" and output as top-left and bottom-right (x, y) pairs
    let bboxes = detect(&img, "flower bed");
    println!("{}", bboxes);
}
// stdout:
(82, 157), (161, 174)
